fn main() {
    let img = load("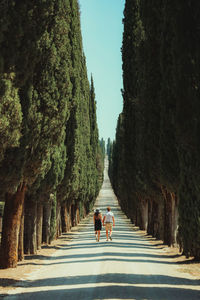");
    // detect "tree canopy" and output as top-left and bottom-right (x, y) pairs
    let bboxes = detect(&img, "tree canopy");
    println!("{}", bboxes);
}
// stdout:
(109, 0), (200, 259)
